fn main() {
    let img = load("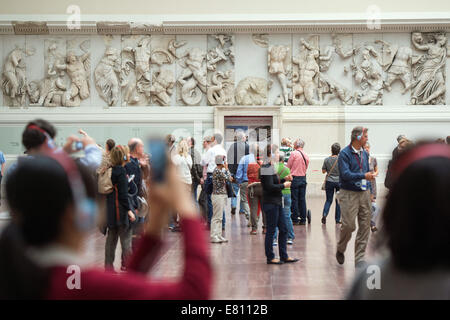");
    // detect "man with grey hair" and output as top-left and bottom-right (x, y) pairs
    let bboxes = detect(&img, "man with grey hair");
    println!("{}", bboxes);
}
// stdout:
(227, 130), (250, 216)
(336, 126), (376, 269)
(126, 137), (147, 249)
(287, 138), (311, 225)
